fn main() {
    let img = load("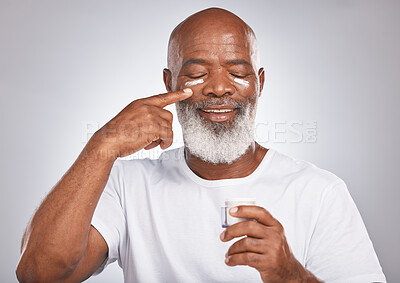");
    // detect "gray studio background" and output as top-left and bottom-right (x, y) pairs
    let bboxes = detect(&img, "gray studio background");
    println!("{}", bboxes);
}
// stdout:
(1, 0), (399, 282)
